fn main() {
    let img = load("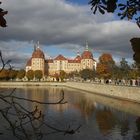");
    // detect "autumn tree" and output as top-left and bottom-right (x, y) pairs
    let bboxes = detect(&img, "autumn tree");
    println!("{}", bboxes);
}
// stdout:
(17, 69), (26, 80)
(99, 53), (115, 64)
(97, 53), (115, 78)
(34, 70), (43, 81)
(26, 70), (34, 81)
(96, 63), (110, 78)
(0, 69), (9, 80)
